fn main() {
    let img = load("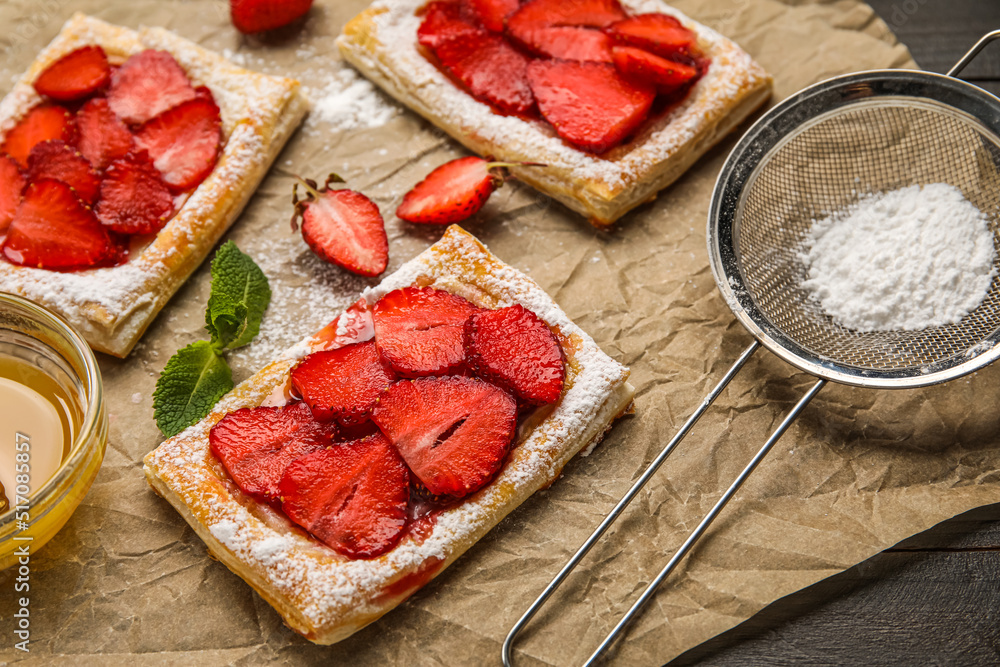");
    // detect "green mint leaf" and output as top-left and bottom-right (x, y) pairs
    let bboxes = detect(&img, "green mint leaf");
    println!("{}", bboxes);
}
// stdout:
(153, 340), (234, 438)
(205, 240), (271, 350)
